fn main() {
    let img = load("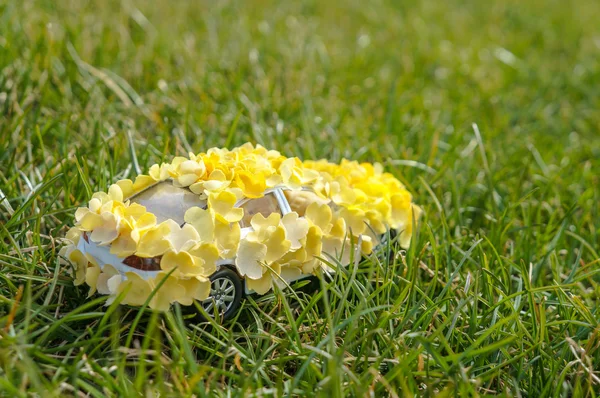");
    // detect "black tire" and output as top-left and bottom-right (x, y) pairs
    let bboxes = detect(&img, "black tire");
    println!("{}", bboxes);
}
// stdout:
(200, 267), (243, 321)
(380, 229), (398, 263)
